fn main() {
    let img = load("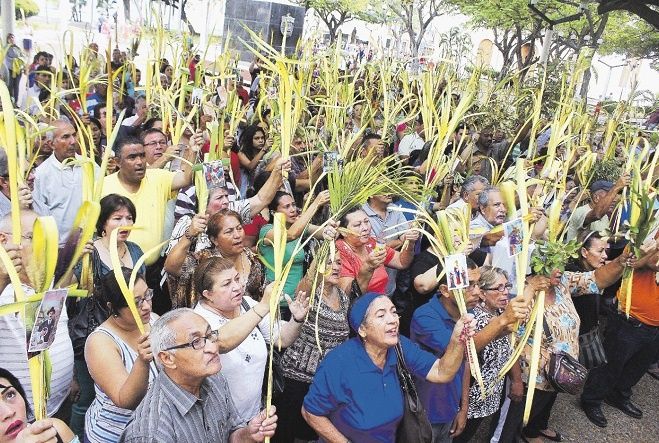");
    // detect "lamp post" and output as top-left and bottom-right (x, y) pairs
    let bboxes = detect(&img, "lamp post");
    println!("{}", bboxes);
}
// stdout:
(597, 59), (626, 100)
